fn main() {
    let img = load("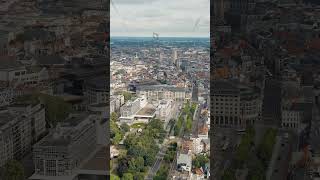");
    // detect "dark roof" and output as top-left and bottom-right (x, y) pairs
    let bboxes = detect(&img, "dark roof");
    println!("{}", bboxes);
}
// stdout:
(0, 56), (23, 70)
(20, 29), (55, 41)
(35, 55), (65, 65)
(85, 76), (108, 90)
